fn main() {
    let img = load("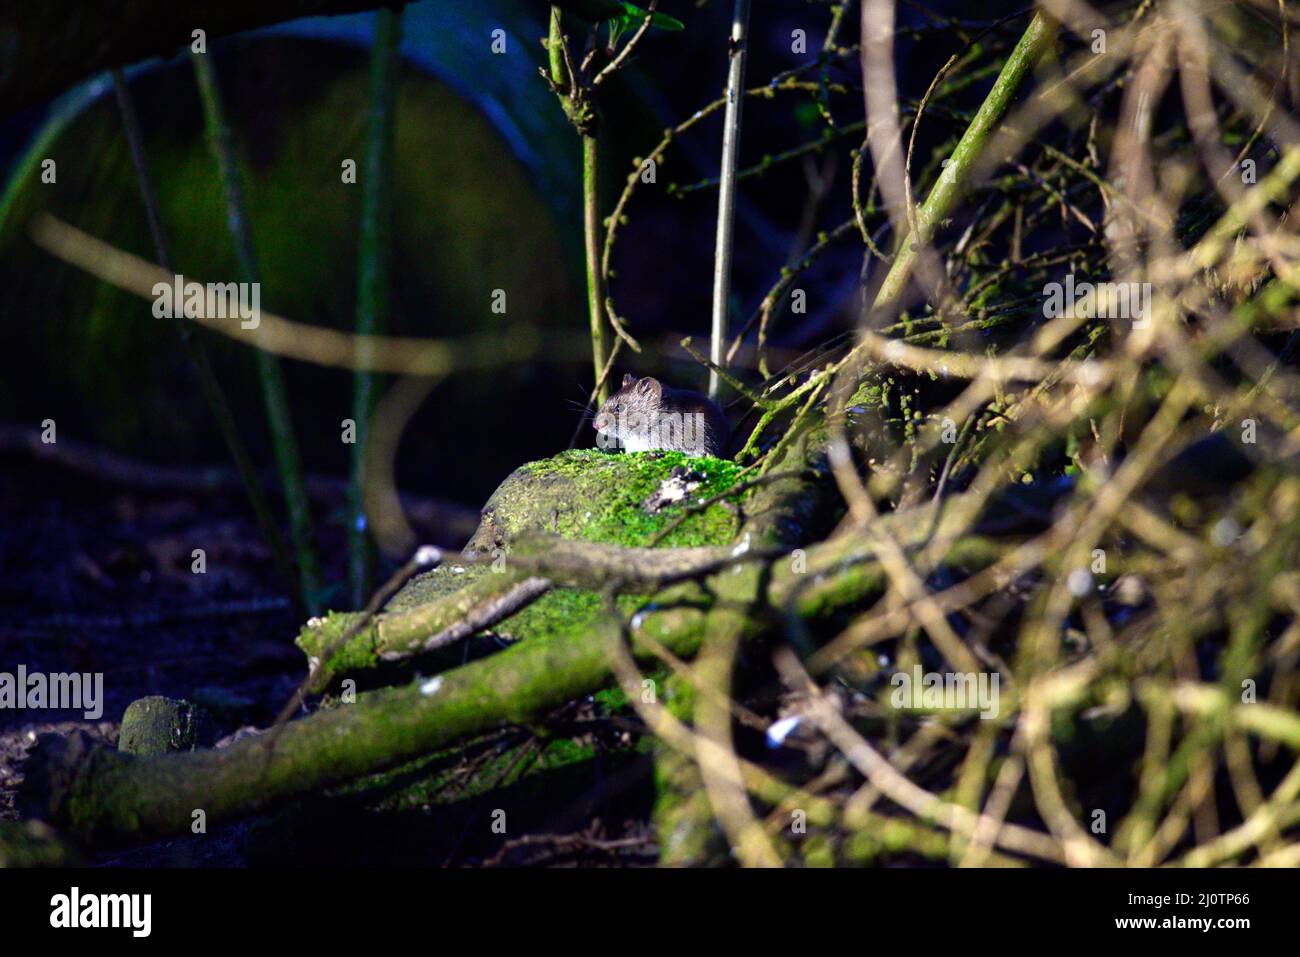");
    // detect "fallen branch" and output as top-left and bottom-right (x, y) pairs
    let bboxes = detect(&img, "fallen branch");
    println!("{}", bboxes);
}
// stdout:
(22, 485), (1025, 844)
